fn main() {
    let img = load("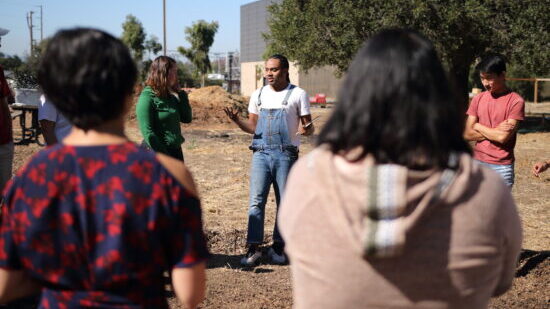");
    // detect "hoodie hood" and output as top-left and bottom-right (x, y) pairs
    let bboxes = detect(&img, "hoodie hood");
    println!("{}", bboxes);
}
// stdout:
(308, 148), (476, 259)
(362, 153), (459, 258)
